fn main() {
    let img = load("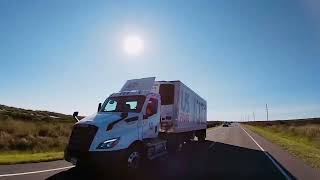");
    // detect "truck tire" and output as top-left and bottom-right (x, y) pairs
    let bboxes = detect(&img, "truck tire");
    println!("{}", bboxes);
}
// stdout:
(75, 160), (86, 170)
(198, 135), (205, 142)
(185, 131), (195, 143)
(75, 160), (94, 174)
(167, 134), (186, 153)
(167, 139), (177, 153)
(167, 134), (183, 153)
(196, 129), (206, 142)
(125, 145), (143, 175)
